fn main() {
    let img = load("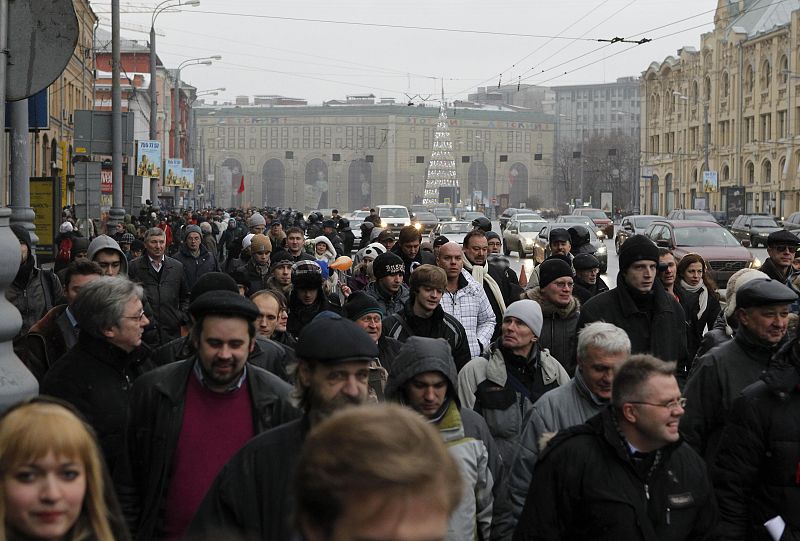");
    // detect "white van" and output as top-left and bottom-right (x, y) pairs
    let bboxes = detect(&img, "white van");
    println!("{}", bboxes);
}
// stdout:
(376, 205), (411, 233)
